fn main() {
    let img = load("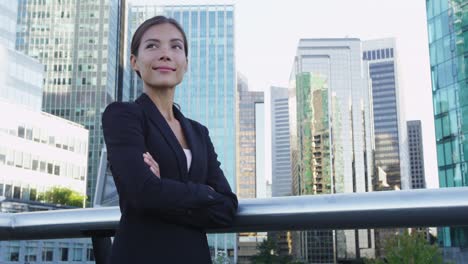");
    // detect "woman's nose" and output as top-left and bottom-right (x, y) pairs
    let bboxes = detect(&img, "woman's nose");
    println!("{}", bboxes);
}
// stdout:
(159, 54), (171, 61)
(158, 46), (171, 61)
